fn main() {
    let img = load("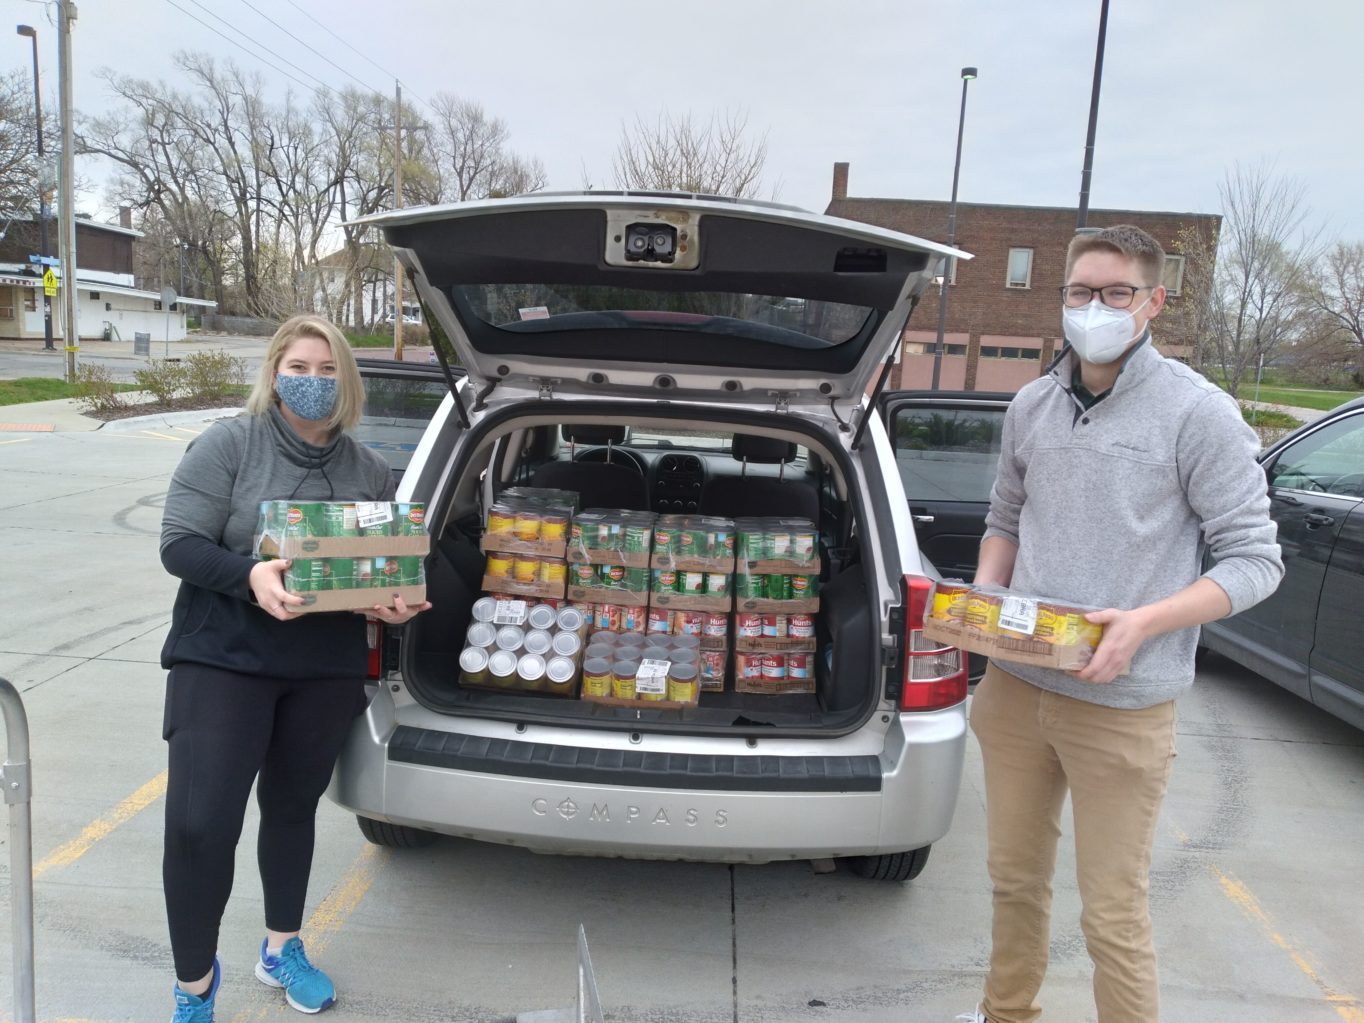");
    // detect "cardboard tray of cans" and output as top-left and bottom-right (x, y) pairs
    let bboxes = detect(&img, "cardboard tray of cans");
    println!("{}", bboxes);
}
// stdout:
(480, 534), (566, 559)
(568, 584), (650, 607)
(650, 515), (736, 573)
(734, 650), (817, 694)
(735, 596), (819, 614)
(735, 517), (820, 575)
(650, 591), (733, 614)
(482, 489), (577, 559)
(567, 510), (655, 567)
(921, 580), (1111, 673)
(649, 608), (730, 651)
(483, 575), (567, 600)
